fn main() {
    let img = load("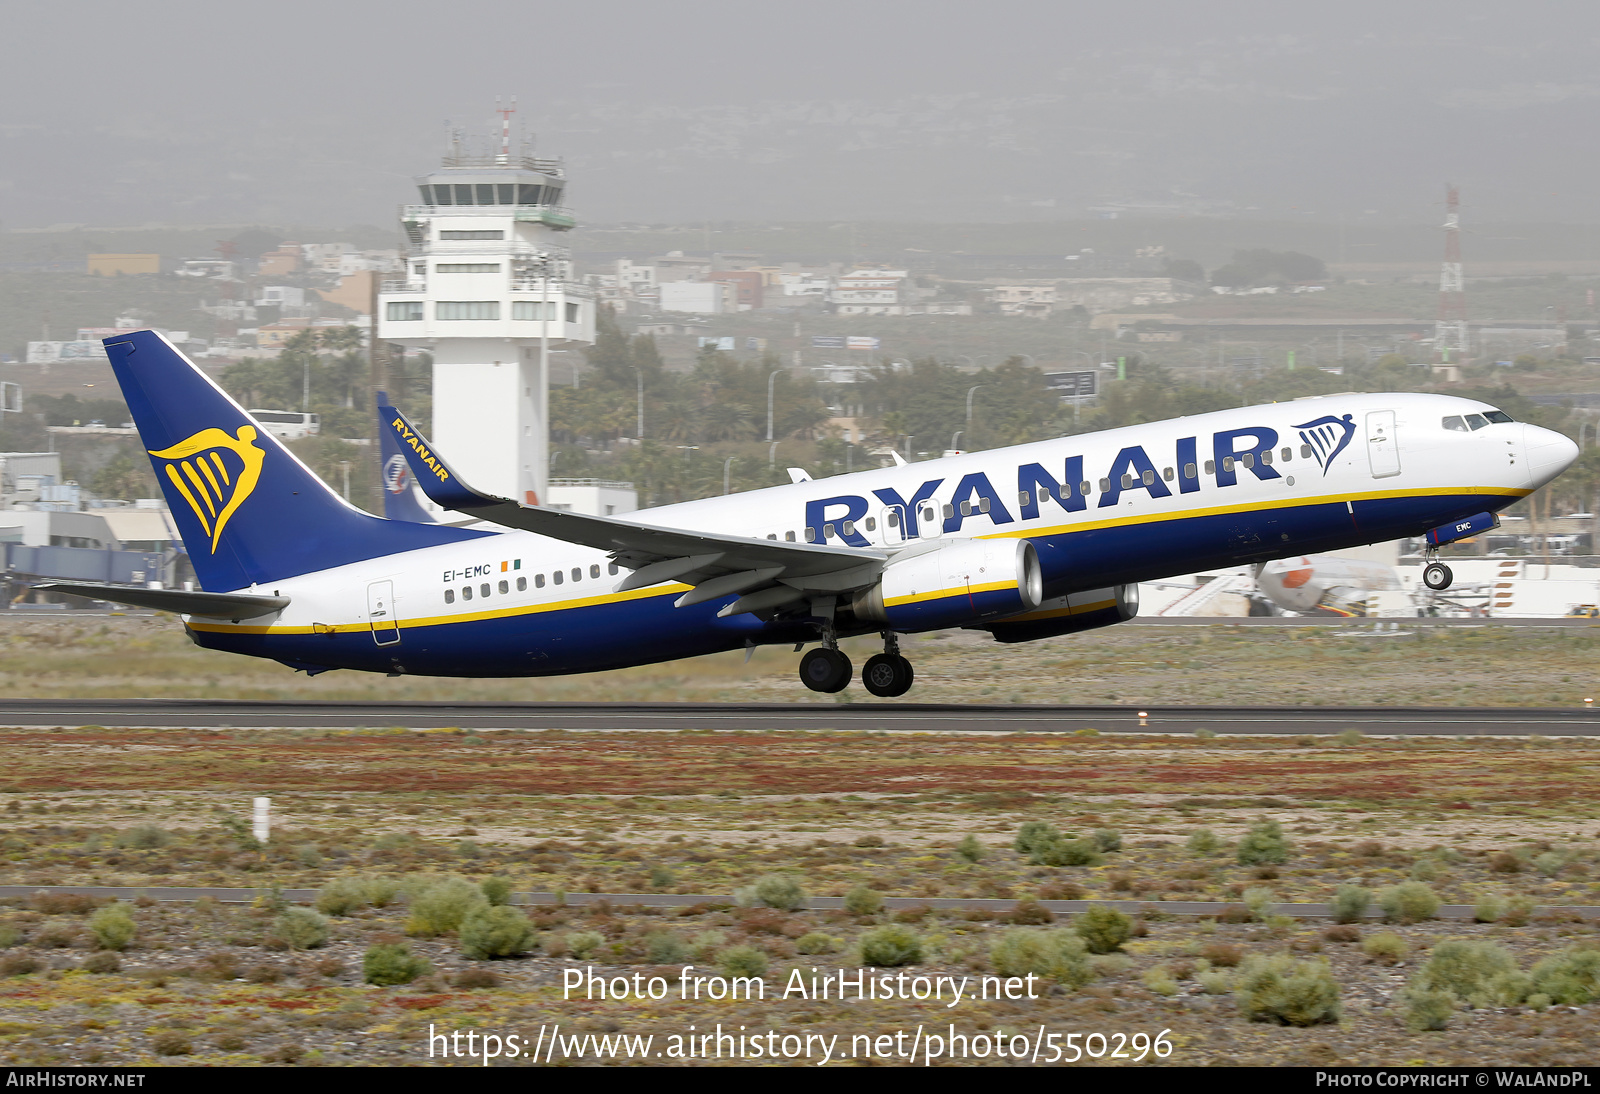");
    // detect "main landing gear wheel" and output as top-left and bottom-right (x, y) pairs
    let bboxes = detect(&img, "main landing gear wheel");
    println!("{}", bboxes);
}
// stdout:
(1423, 562), (1454, 591)
(799, 647), (852, 693)
(862, 653), (914, 698)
